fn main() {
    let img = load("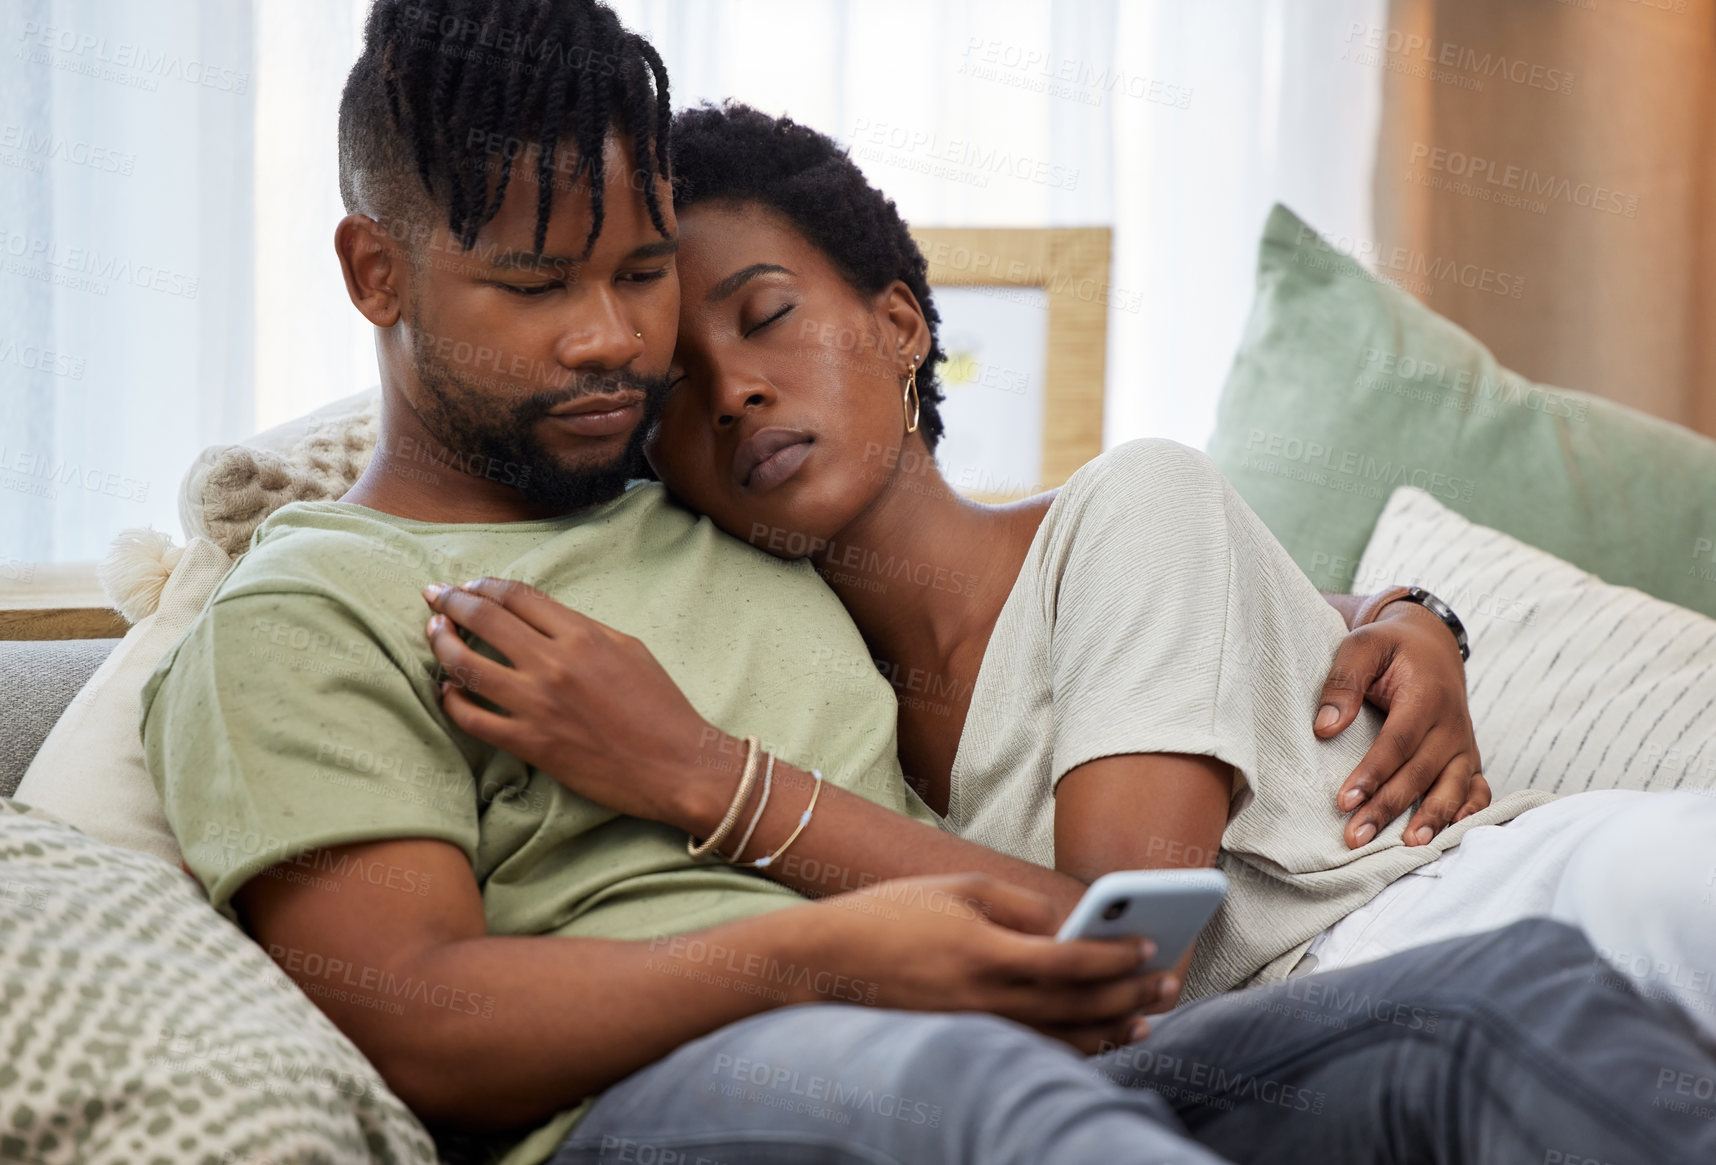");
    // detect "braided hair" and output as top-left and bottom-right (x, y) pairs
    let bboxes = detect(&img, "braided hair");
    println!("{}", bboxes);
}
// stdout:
(338, 0), (671, 258)
(669, 102), (948, 450)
